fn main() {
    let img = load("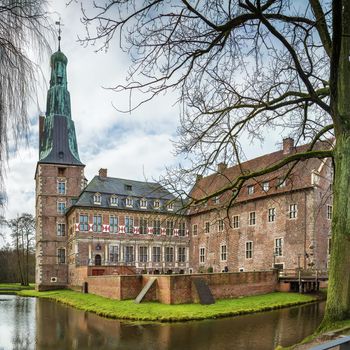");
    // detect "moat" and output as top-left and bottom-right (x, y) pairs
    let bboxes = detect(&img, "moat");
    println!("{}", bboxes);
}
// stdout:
(0, 295), (324, 350)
